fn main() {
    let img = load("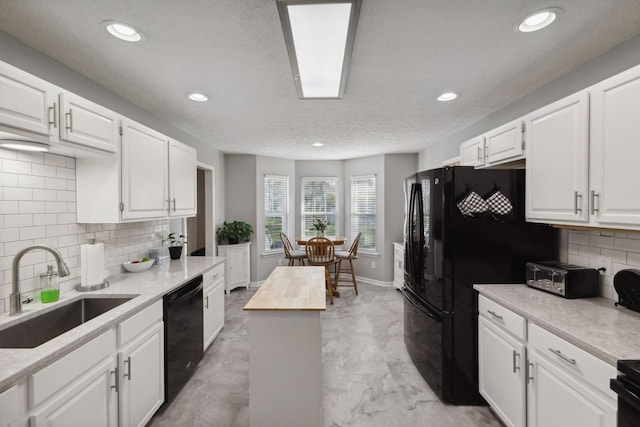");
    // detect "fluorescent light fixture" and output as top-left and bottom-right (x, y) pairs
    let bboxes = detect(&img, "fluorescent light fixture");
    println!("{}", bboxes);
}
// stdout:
(516, 8), (562, 33)
(437, 92), (458, 102)
(187, 92), (209, 102)
(103, 20), (145, 42)
(277, 0), (361, 99)
(0, 139), (50, 152)
(312, 142), (324, 147)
